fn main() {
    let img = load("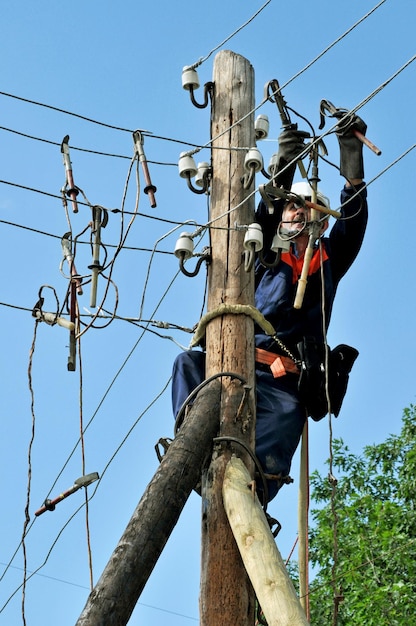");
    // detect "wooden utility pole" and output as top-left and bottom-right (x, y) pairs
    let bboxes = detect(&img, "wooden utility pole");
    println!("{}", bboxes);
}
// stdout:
(200, 50), (257, 626)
